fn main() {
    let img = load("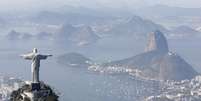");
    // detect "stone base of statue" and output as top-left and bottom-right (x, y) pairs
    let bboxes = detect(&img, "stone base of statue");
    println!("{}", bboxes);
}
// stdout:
(10, 81), (59, 101)
(31, 83), (41, 91)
